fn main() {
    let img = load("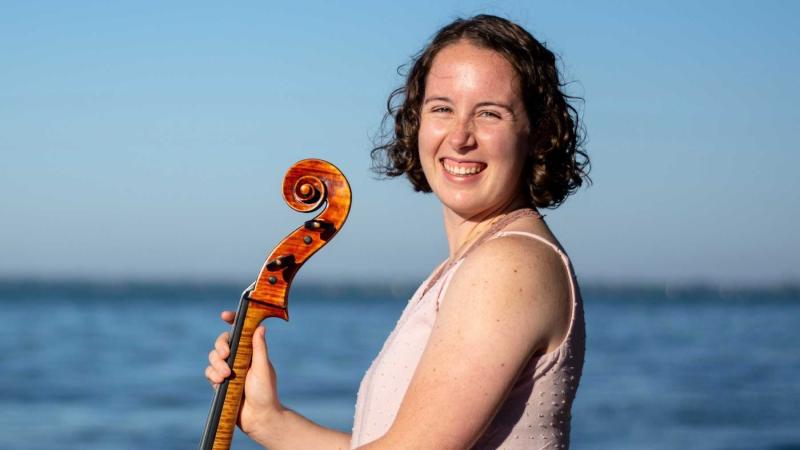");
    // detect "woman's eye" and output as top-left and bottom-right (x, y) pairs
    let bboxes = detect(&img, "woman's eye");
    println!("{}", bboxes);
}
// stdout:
(431, 106), (451, 113)
(479, 110), (502, 119)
